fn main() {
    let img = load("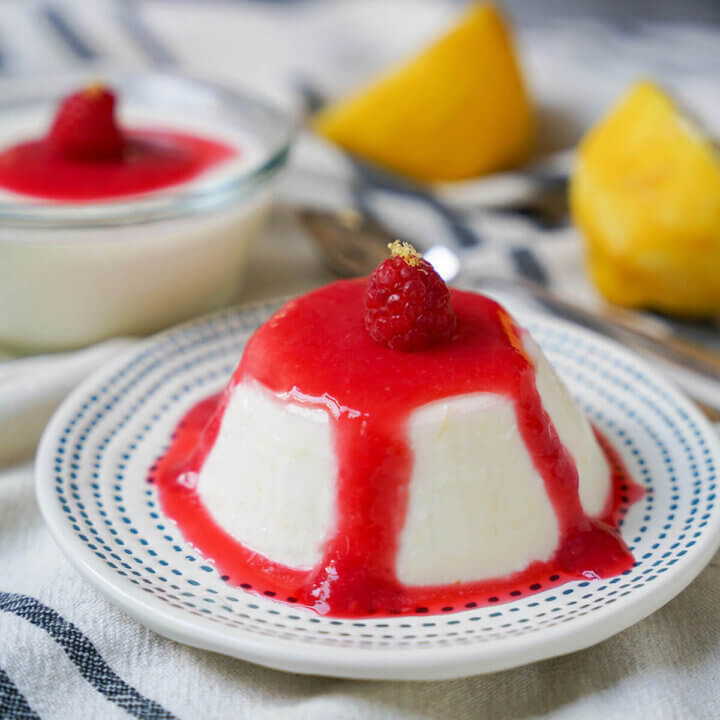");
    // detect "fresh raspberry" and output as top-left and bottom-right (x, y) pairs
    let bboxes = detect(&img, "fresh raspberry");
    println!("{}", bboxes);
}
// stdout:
(47, 83), (124, 161)
(365, 240), (457, 351)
